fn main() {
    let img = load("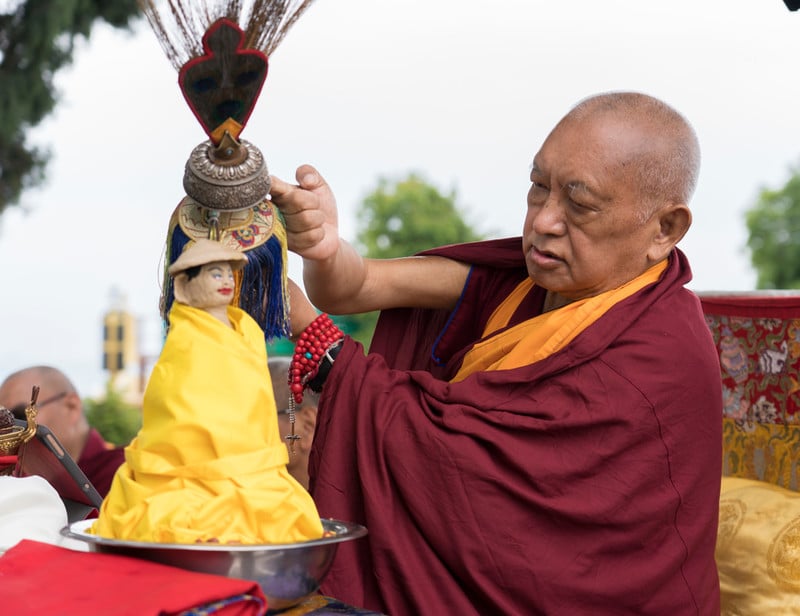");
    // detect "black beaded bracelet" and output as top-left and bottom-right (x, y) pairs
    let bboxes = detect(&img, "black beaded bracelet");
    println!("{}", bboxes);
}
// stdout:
(307, 340), (343, 393)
